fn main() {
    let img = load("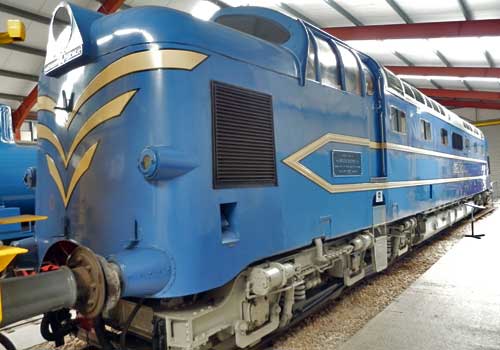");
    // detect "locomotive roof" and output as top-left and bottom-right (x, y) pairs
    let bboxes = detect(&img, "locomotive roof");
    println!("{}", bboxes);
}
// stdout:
(212, 6), (484, 141)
